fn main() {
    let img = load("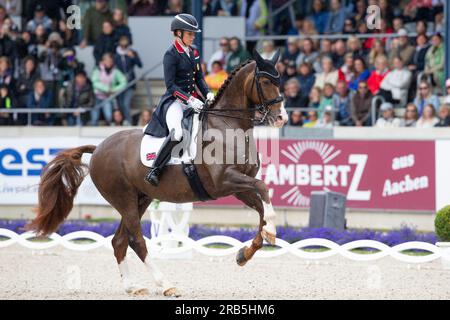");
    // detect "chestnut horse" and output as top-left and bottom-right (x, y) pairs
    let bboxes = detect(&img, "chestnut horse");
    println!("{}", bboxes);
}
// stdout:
(27, 50), (288, 297)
